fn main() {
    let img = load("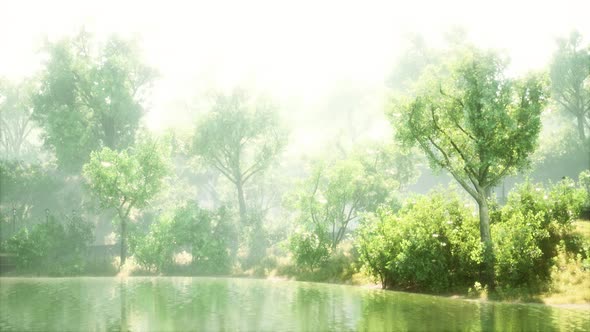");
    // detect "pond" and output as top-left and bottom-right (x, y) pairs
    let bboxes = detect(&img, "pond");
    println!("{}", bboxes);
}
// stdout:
(0, 277), (588, 331)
